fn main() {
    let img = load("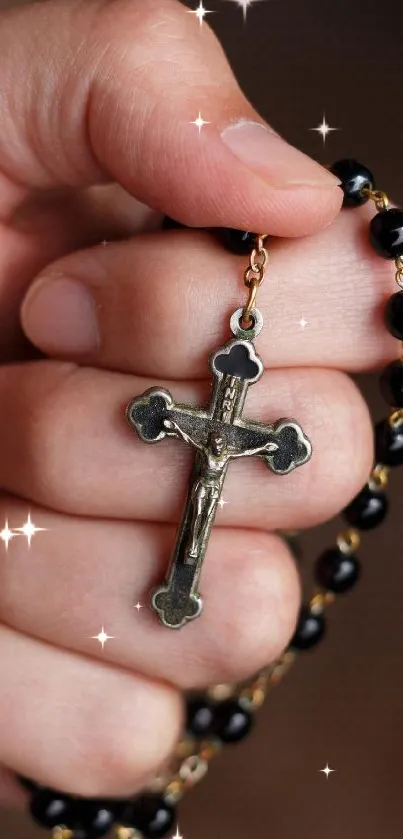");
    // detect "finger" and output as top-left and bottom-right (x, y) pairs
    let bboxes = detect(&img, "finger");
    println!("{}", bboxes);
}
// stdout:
(0, 0), (341, 236)
(0, 625), (181, 797)
(20, 205), (399, 379)
(0, 496), (300, 687)
(0, 765), (25, 808)
(0, 182), (159, 363)
(0, 360), (373, 530)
